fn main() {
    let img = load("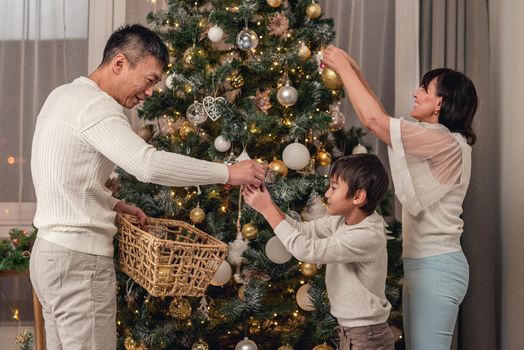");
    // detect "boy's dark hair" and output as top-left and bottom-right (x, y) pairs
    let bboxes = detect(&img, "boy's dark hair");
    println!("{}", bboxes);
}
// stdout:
(330, 154), (389, 214)
(101, 24), (169, 69)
